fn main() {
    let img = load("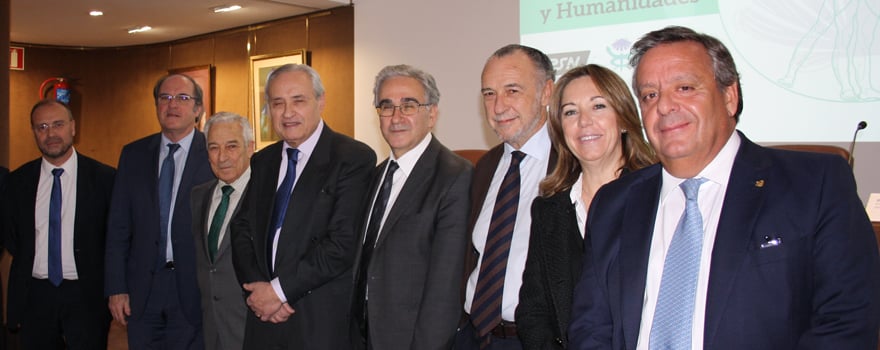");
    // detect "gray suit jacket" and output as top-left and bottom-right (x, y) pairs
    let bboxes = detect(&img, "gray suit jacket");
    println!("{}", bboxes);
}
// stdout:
(351, 136), (473, 350)
(191, 179), (248, 350)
